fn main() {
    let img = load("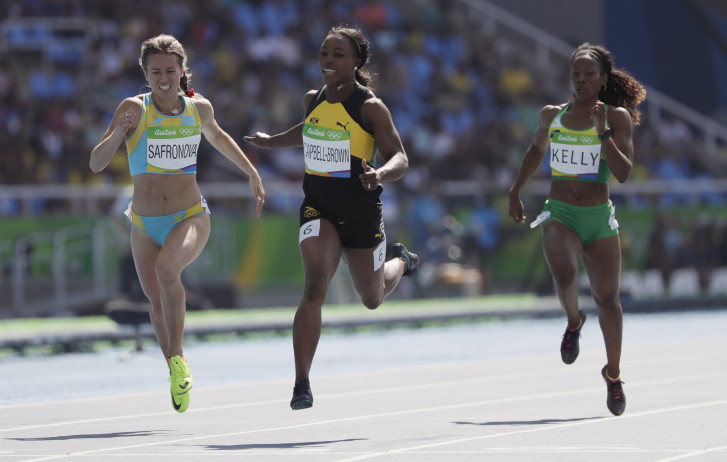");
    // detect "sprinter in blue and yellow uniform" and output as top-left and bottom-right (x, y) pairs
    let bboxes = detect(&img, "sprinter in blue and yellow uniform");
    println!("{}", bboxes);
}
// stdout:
(508, 43), (646, 416)
(245, 26), (419, 411)
(90, 34), (265, 414)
